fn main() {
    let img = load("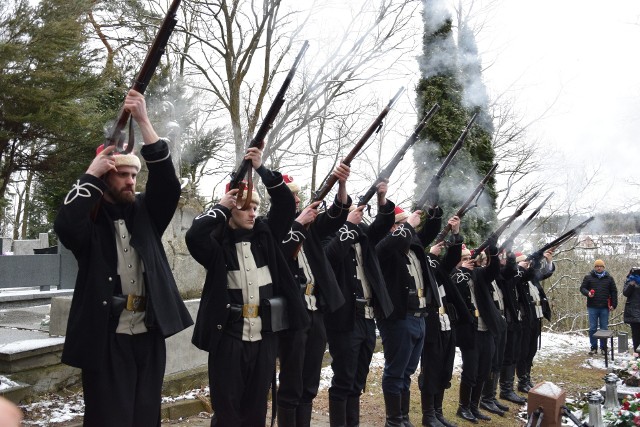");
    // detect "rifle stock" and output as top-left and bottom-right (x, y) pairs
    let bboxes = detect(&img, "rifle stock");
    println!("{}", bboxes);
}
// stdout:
(433, 162), (498, 244)
(312, 87), (405, 203)
(500, 192), (554, 252)
(105, 0), (182, 153)
(527, 216), (594, 261)
(229, 41), (310, 191)
(414, 112), (478, 210)
(357, 103), (440, 206)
